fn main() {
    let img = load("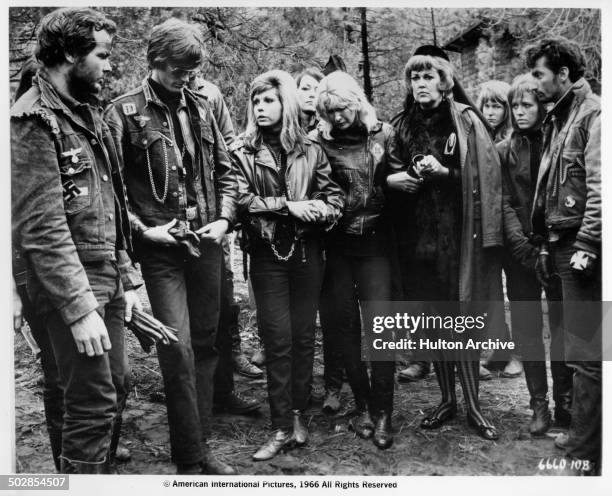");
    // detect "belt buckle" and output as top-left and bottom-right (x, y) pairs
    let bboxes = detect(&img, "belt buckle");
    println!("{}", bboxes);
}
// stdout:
(186, 206), (198, 221)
